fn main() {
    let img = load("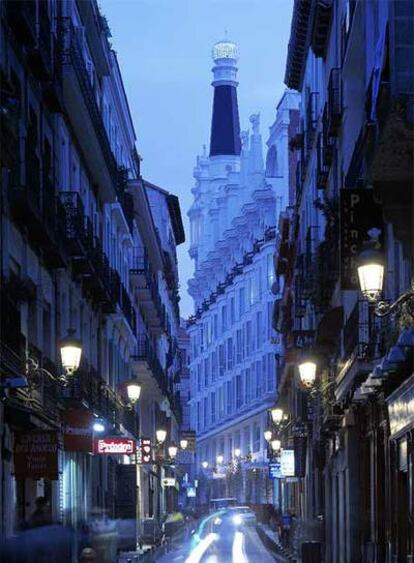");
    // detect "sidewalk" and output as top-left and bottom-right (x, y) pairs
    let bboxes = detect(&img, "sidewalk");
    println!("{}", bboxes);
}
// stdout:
(256, 523), (300, 563)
